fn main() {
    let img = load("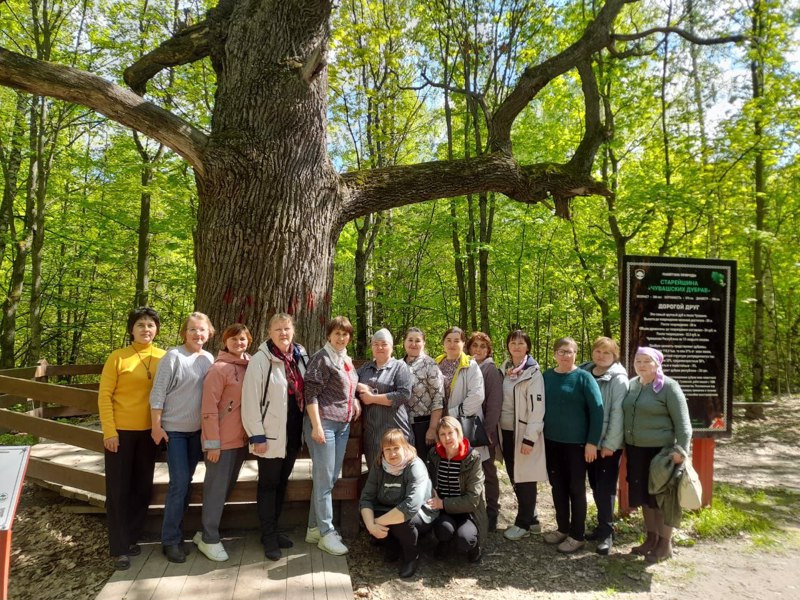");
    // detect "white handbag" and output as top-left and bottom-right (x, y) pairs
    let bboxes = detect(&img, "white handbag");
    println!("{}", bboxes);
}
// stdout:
(678, 459), (703, 510)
